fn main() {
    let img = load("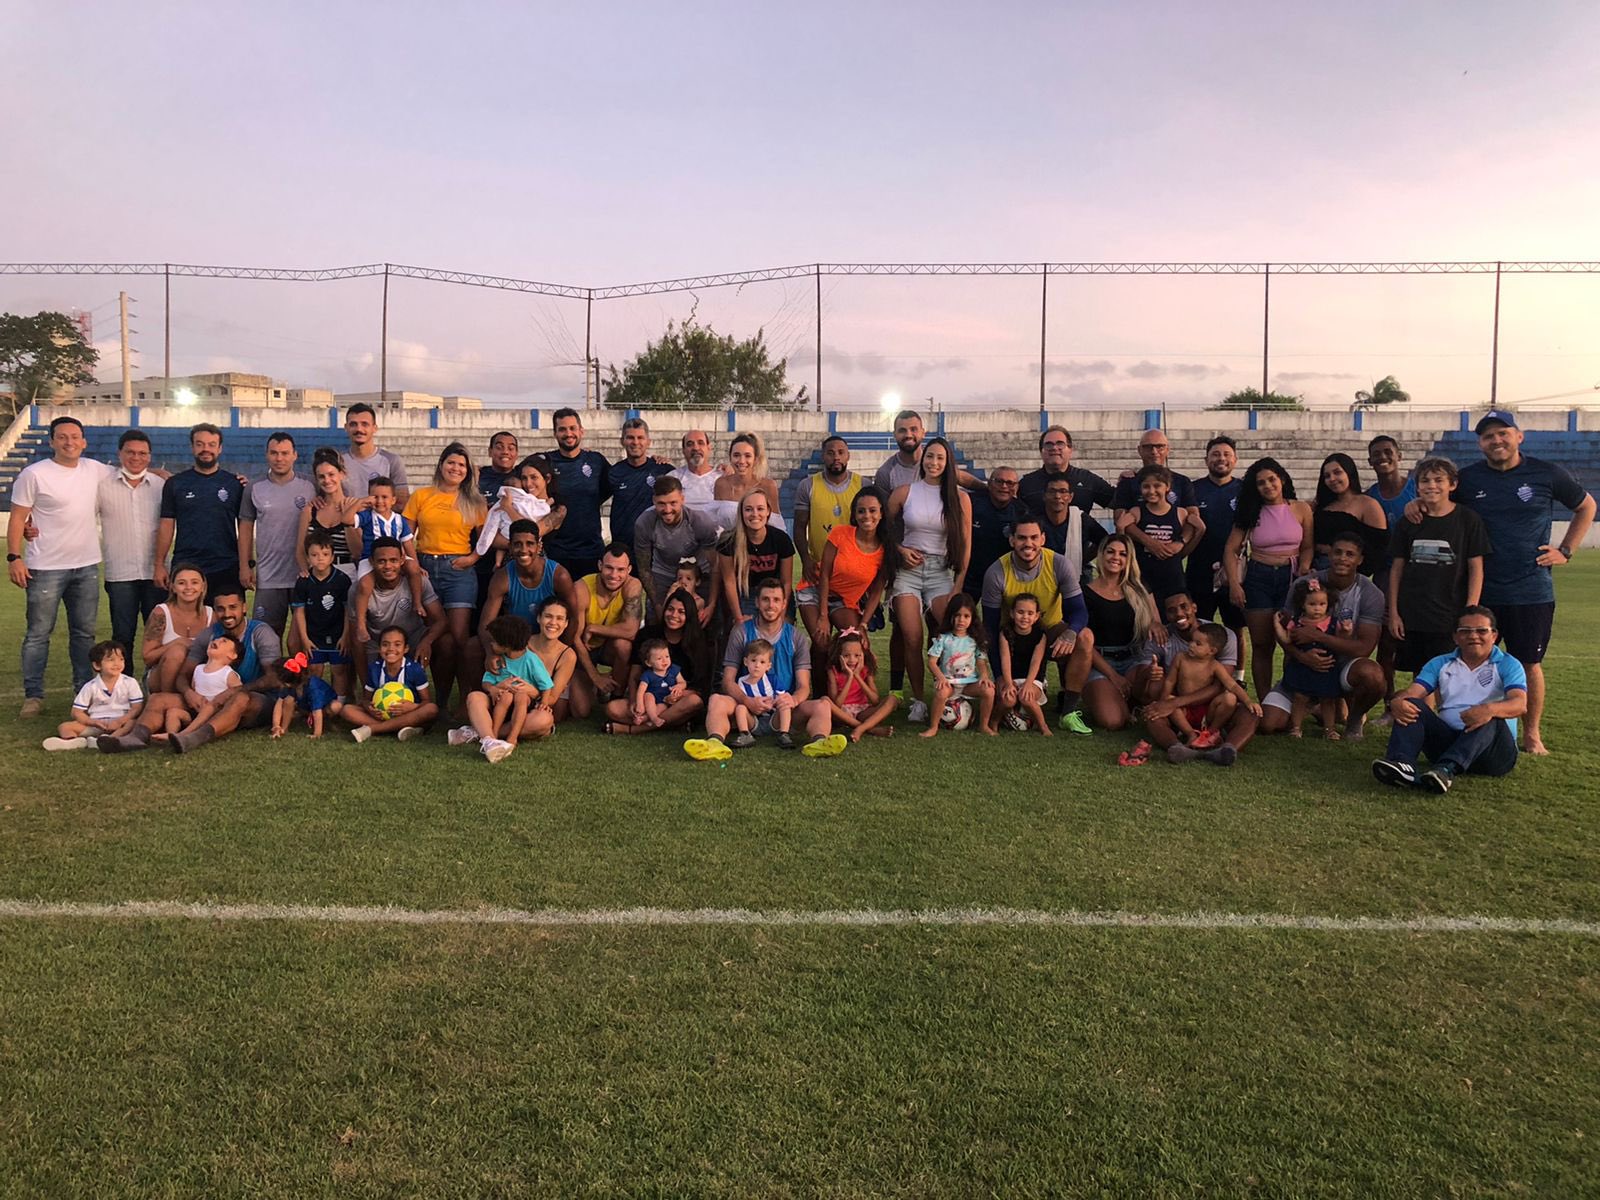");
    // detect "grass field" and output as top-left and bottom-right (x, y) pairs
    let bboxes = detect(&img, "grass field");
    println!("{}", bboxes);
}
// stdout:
(2, 567), (1598, 1196)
